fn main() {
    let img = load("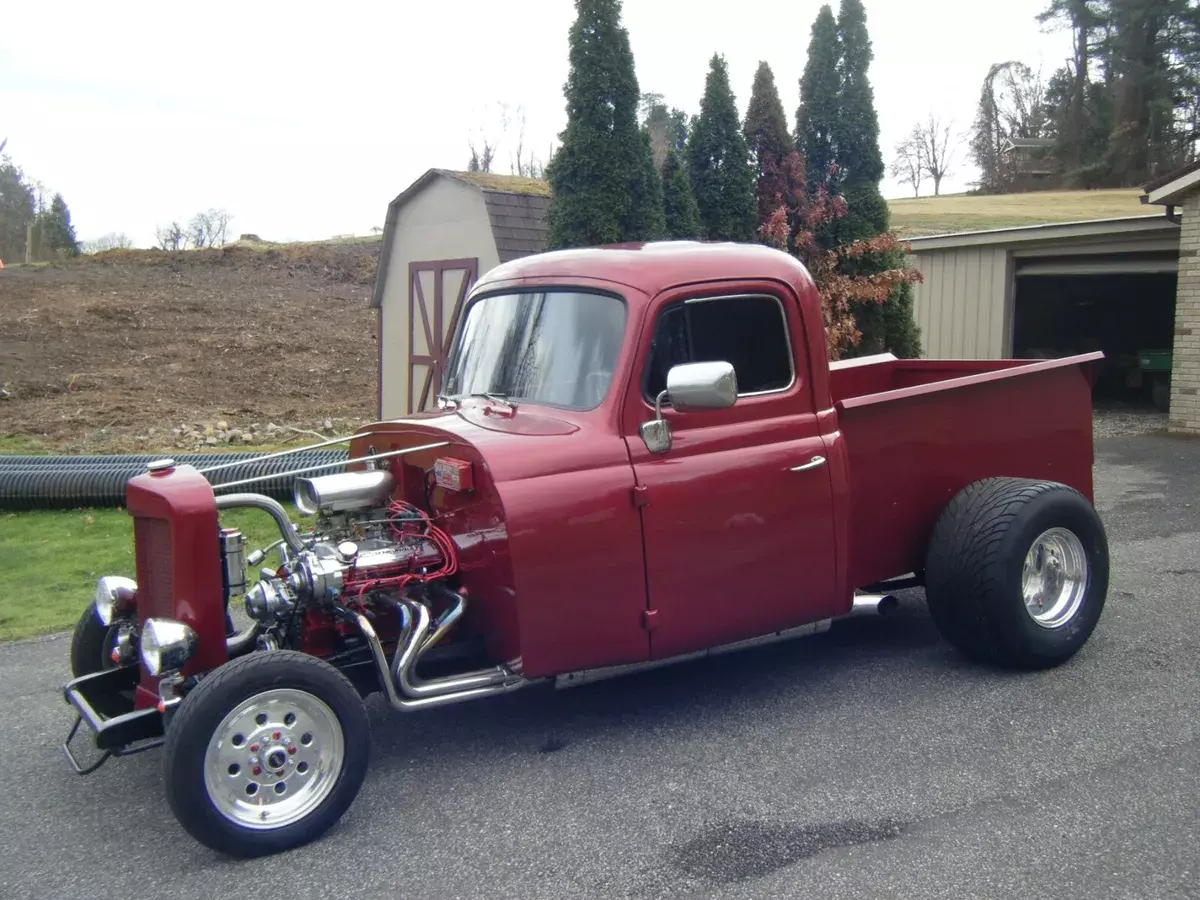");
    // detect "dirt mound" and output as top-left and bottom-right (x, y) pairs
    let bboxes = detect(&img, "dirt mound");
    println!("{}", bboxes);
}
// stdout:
(0, 240), (383, 453)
